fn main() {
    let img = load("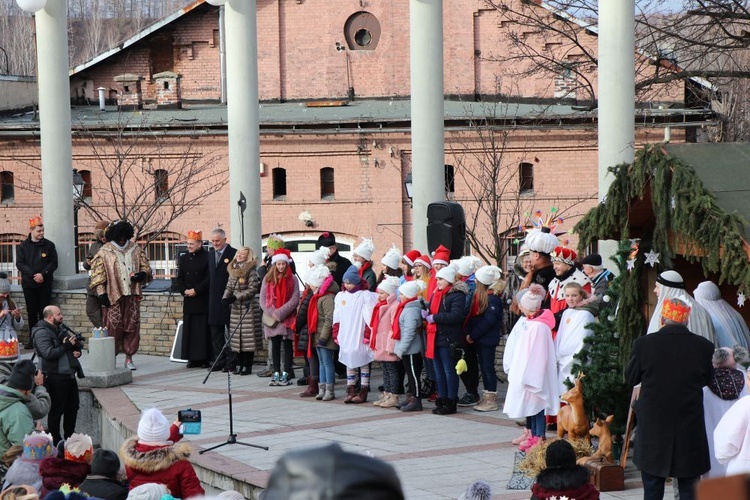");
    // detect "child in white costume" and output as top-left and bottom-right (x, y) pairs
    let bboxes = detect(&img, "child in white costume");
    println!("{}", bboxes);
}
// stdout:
(503, 284), (559, 452)
(333, 265), (377, 404)
(554, 282), (596, 396)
